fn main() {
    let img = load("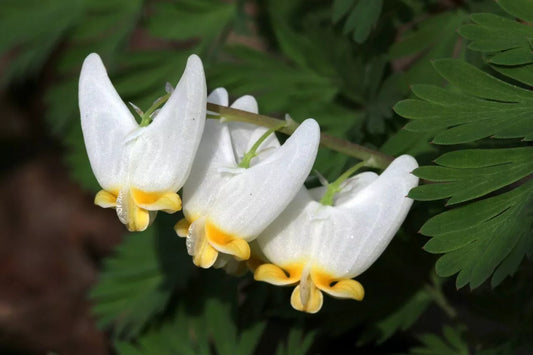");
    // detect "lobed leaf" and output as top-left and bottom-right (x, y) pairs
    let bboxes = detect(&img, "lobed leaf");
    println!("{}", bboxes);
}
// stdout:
(420, 180), (533, 289)
(409, 326), (470, 355)
(332, 0), (383, 44)
(147, 0), (236, 42)
(459, 13), (533, 55)
(90, 216), (192, 339)
(409, 147), (533, 205)
(276, 327), (316, 355)
(389, 11), (468, 85)
(396, 60), (533, 144)
(459, 2), (533, 86)
(497, 0), (533, 24)
(371, 288), (433, 343)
